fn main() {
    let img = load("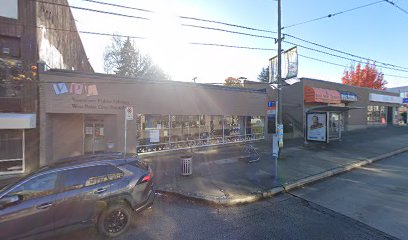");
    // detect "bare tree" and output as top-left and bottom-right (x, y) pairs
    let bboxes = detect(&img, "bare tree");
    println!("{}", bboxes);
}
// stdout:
(103, 36), (170, 80)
